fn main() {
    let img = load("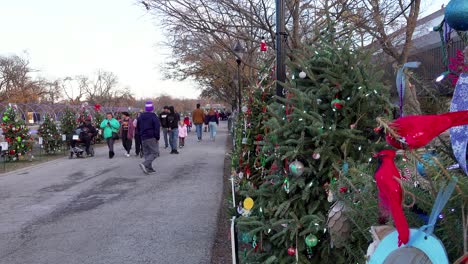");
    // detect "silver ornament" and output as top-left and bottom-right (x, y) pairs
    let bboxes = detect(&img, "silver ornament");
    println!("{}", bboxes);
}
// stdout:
(289, 160), (305, 177)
